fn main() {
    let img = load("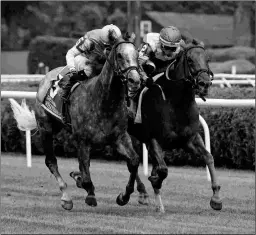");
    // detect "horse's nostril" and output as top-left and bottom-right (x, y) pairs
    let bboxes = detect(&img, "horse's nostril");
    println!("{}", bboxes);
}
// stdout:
(128, 78), (135, 84)
(198, 81), (205, 87)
